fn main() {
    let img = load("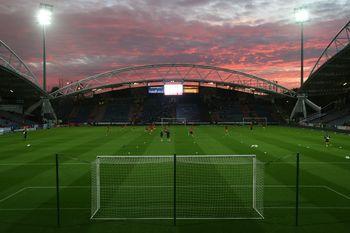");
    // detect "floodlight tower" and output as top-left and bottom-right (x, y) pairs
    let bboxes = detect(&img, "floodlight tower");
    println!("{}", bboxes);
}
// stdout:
(34, 3), (57, 123)
(37, 3), (53, 91)
(294, 7), (309, 86)
(290, 7), (321, 121)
